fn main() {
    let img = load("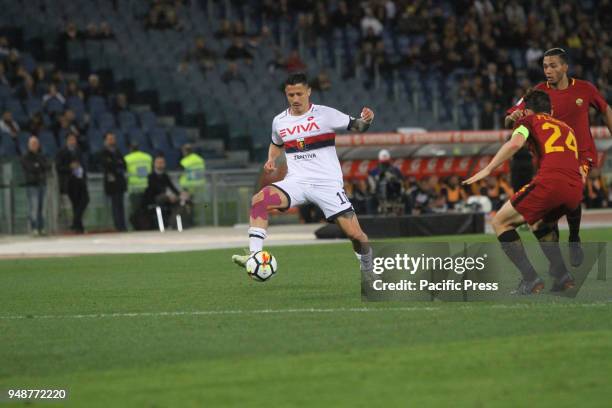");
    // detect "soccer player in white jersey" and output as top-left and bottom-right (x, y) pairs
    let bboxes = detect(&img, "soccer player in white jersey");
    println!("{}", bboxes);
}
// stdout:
(232, 73), (375, 273)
